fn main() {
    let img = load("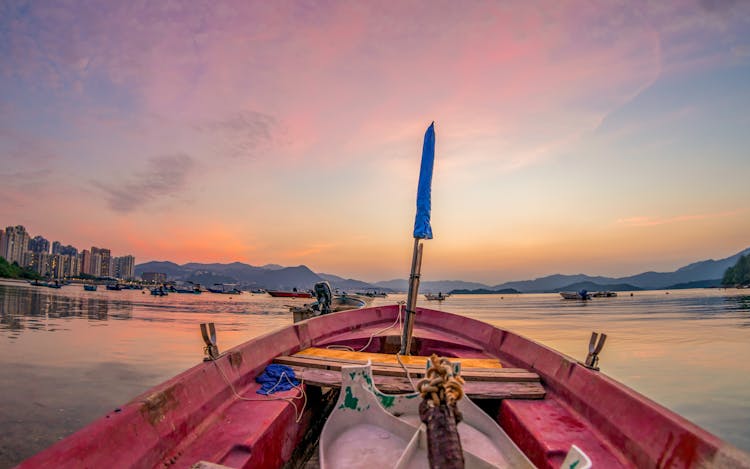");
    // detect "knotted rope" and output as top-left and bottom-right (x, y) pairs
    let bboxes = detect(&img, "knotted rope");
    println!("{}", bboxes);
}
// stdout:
(416, 354), (465, 469)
